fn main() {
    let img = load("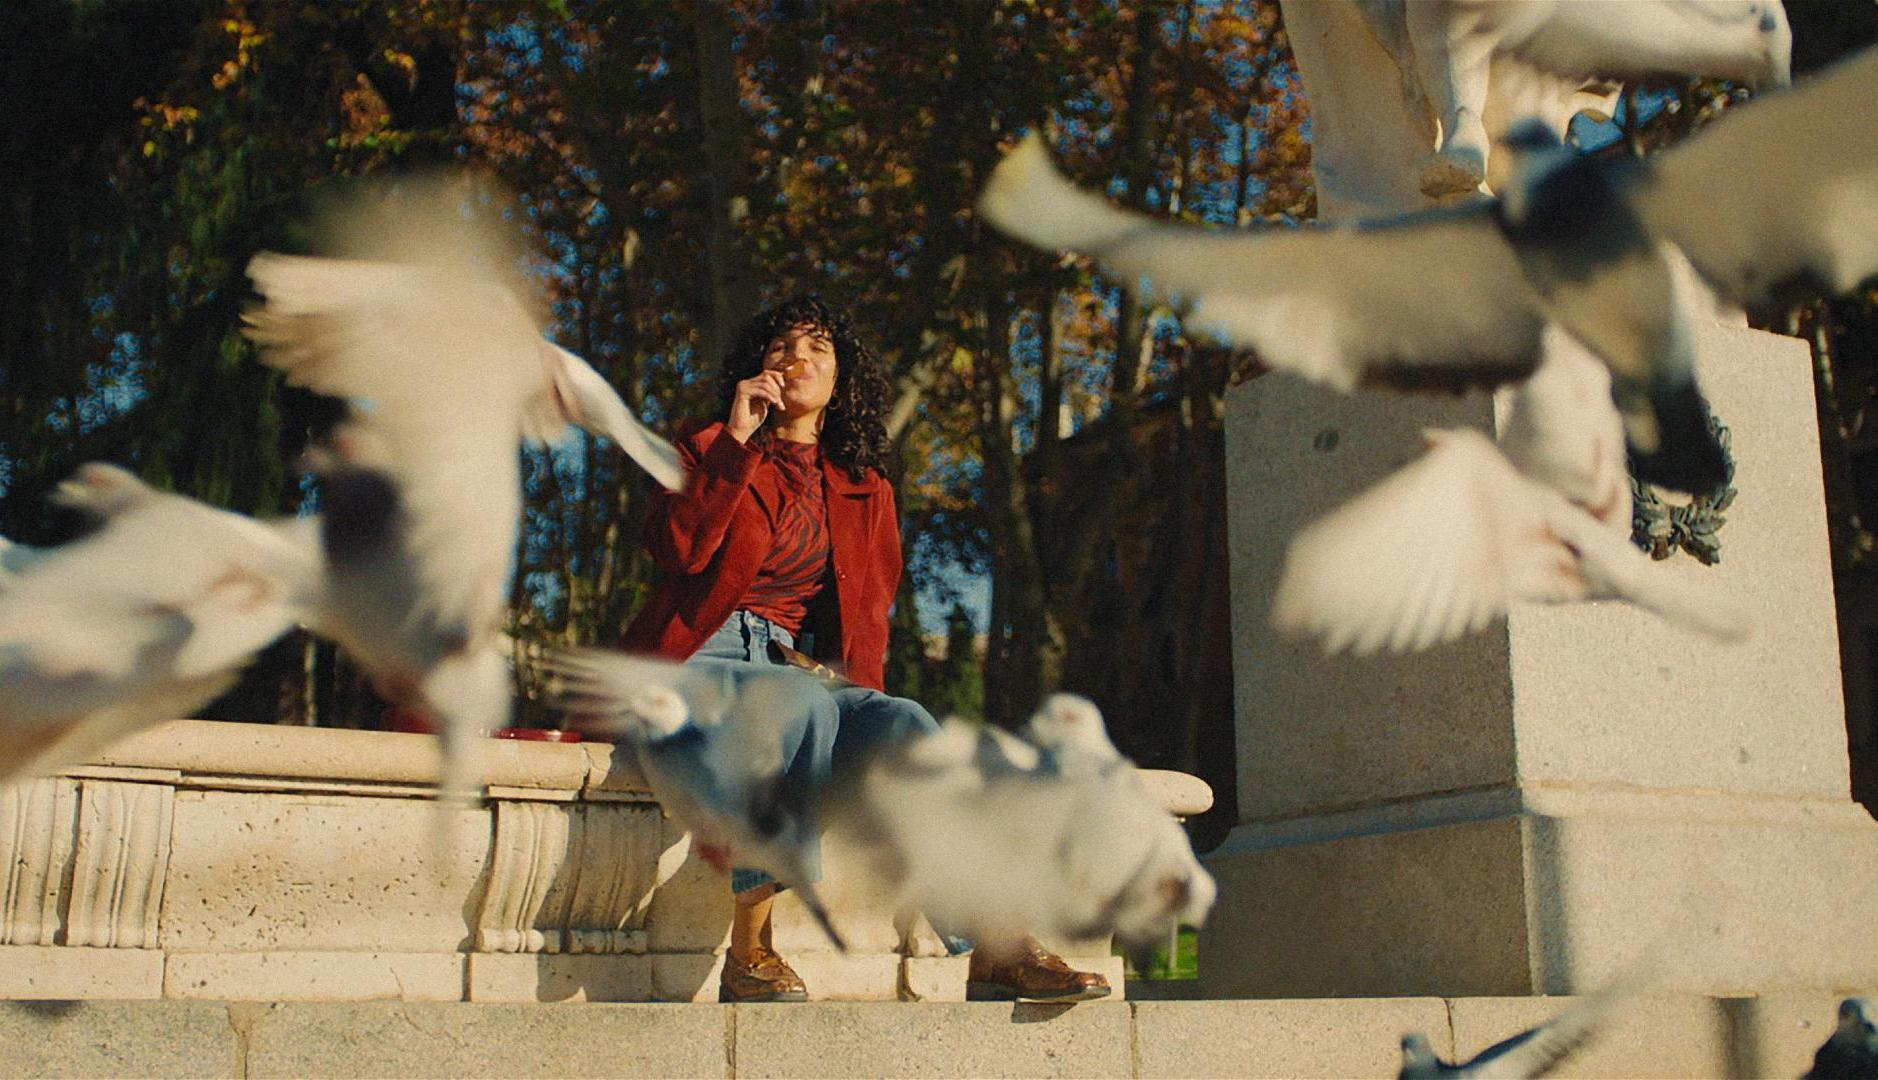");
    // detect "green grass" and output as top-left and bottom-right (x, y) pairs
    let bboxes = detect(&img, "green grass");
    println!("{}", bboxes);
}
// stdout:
(1116, 927), (1199, 980)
